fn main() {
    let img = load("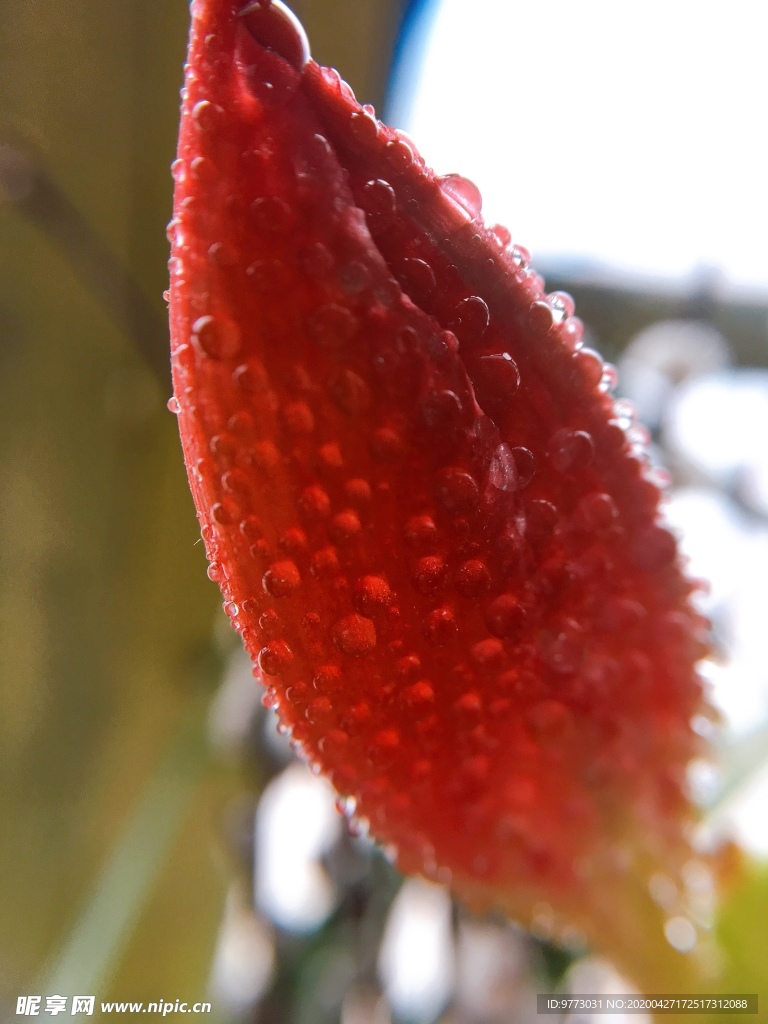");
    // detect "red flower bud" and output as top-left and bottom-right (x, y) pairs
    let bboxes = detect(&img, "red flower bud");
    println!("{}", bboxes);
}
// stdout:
(170, 0), (714, 987)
